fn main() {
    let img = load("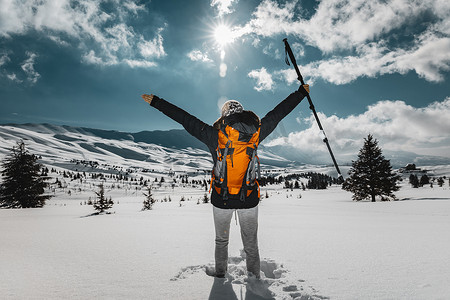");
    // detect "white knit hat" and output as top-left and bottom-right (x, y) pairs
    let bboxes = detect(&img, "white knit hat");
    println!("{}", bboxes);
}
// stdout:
(221, 100), (243, 117)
